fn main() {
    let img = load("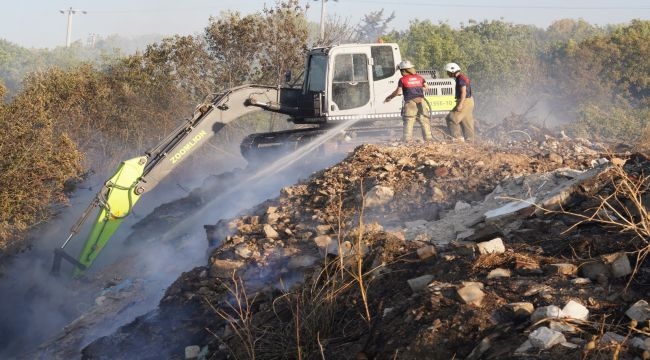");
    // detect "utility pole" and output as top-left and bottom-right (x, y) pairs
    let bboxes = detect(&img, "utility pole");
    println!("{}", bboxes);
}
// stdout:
(313, 0), (338, 42)
(59, 7), (87, 48)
